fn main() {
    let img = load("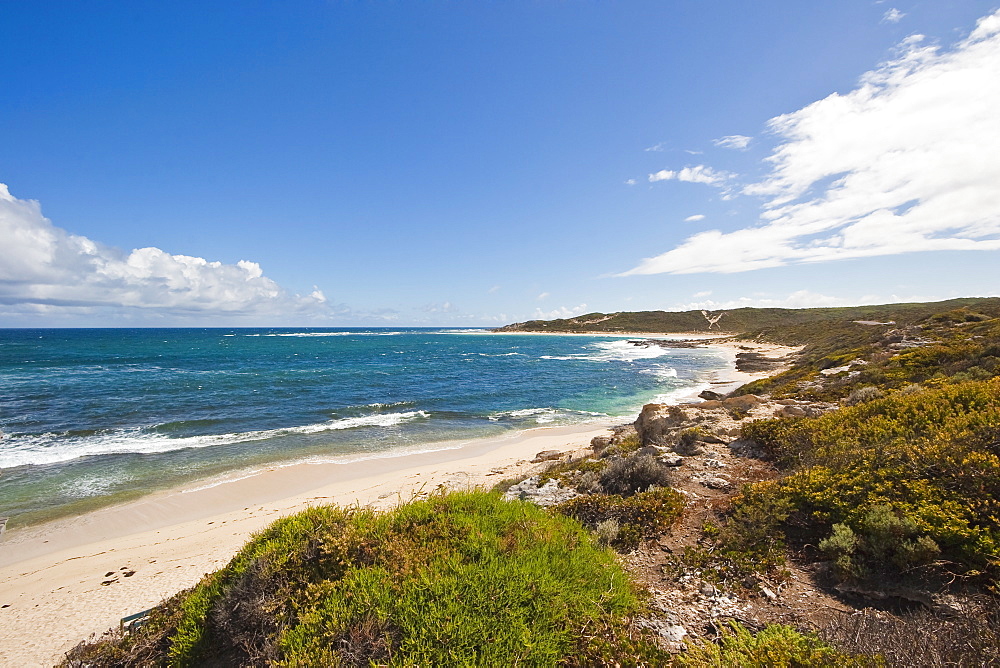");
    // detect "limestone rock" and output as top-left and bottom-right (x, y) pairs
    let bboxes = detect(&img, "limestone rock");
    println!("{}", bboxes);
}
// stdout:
(635, 403), (689, 445)
(775, 405), (807, 418)
(722, 395), (761, 413)
(503, 477), (579, 506)
(698, 389), (725, 401)
(531, 450), (563, 463)
(701, 476), (732, 491)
